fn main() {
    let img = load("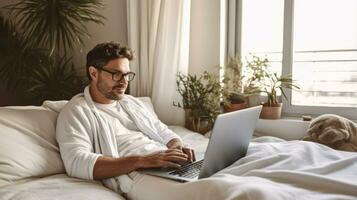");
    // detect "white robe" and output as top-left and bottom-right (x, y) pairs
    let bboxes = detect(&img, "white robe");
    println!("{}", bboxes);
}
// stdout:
(56, 86), (181, 193)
